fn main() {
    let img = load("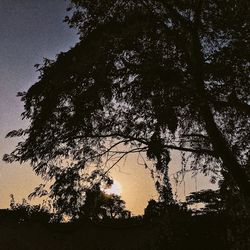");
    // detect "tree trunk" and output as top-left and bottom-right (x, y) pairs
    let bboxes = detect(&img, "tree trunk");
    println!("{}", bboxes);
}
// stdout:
(190, 30), (250, 197)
